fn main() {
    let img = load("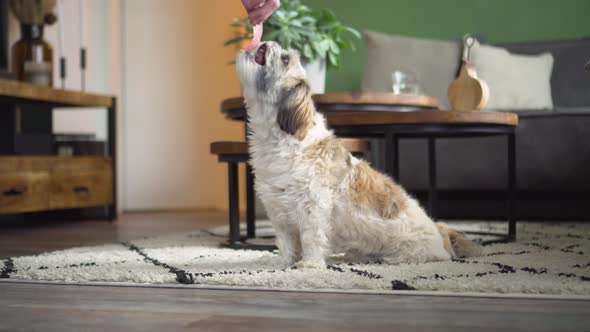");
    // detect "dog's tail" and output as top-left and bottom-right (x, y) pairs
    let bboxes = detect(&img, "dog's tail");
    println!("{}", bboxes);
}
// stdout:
(436, 222), (482, 258)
